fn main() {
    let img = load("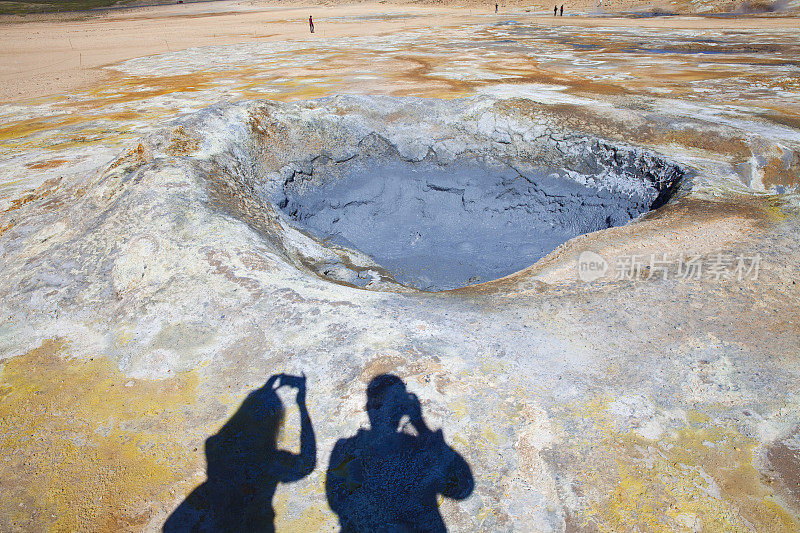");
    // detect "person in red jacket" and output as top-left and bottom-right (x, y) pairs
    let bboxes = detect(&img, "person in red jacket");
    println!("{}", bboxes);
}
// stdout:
(309, 15), (314, 33)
